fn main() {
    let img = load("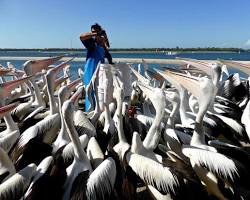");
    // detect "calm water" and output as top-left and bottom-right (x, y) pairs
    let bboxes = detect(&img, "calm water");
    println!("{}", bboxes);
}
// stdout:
(0, 50), (250, 79)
